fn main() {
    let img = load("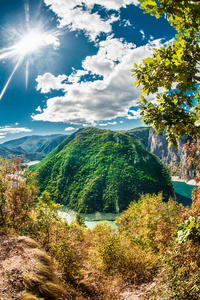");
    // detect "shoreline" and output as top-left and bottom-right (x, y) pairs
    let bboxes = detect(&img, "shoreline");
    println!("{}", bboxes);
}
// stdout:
(59, 206), (120, 222)
(172, 176), (199, 186)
